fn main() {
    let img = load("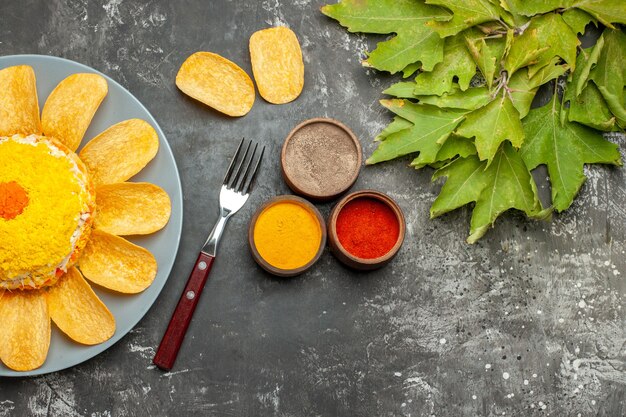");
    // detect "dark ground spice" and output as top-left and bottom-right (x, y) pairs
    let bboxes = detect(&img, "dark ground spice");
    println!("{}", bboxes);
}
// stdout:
(335, 197), (399, 259)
